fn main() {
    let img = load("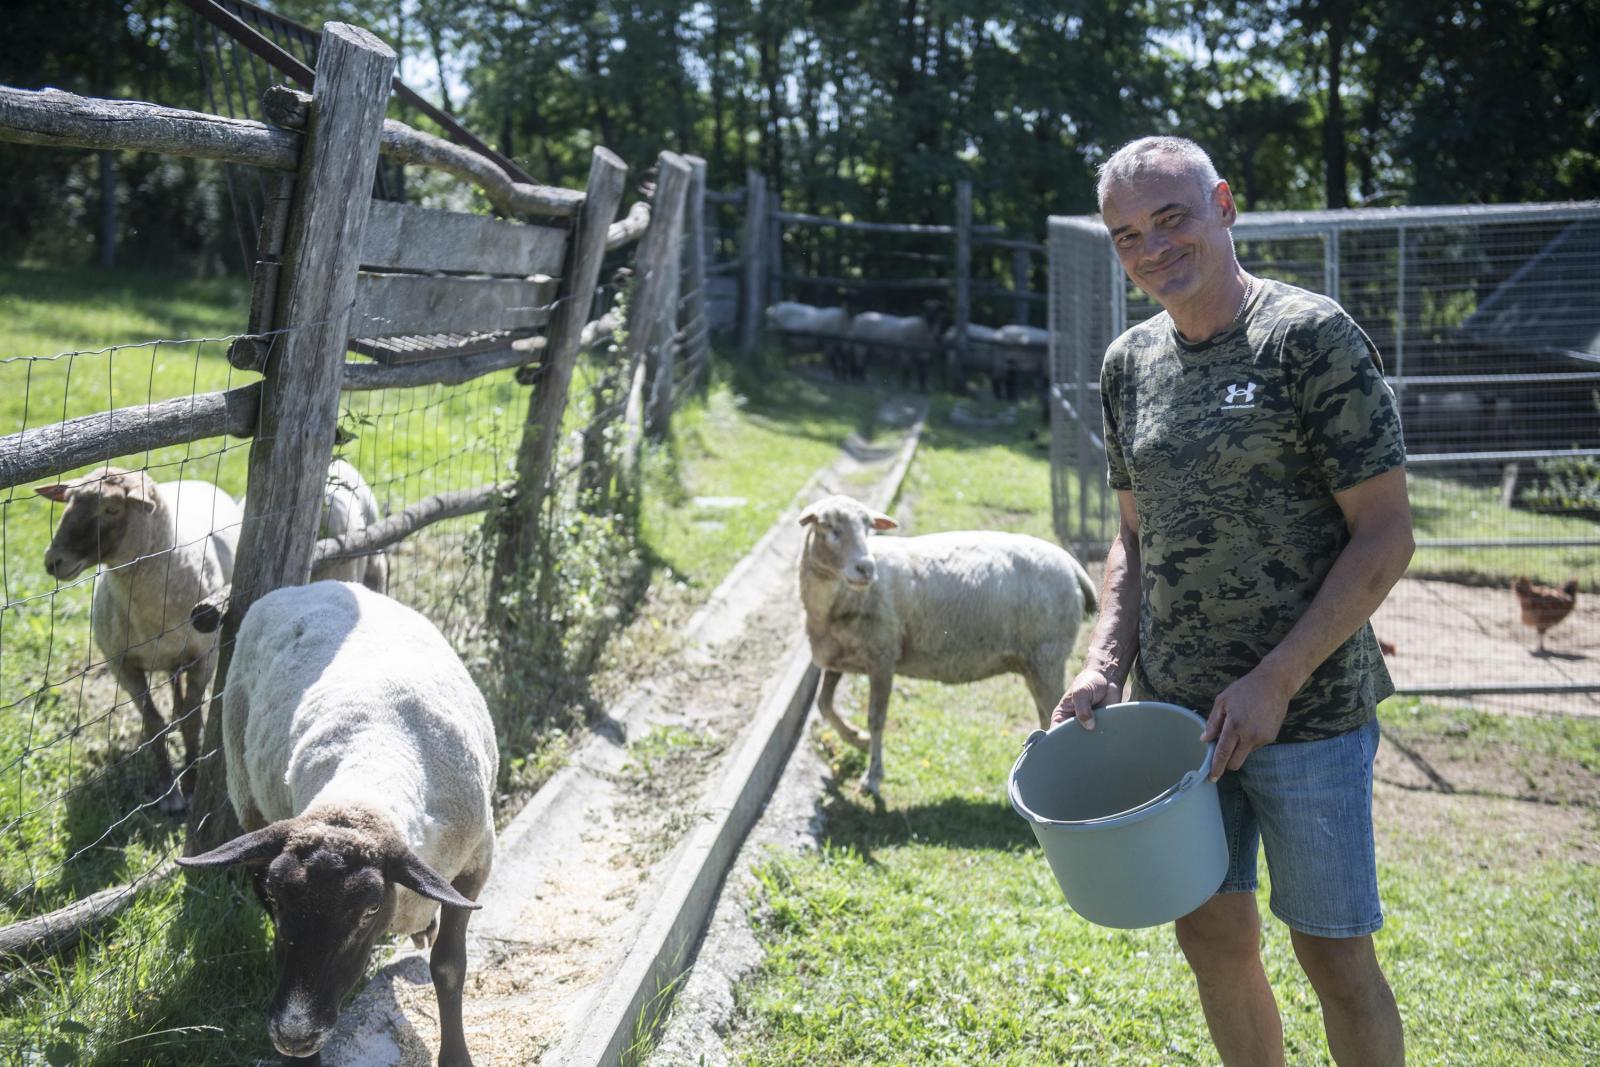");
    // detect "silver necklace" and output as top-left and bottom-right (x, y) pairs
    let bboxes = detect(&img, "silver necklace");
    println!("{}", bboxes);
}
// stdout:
(1233, 275), (1254, 323)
